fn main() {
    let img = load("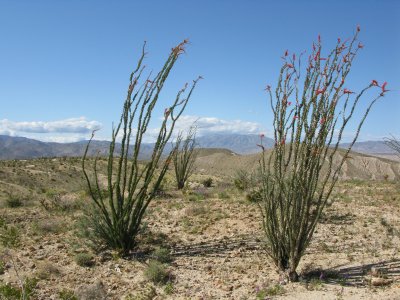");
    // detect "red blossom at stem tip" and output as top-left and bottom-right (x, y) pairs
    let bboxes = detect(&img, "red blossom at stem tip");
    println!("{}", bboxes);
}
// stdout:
(343, 88), (354, 94)
(358, 42), (364, 49)
(287, 101), (292, 106)
(320, 118), (326, 125)
(381, 82), (388, 94)
(357, 25), (361, 32)
(293, 115), (299, 120)
(284, 49), (288, 57)
(337, 37), (341, 44)
(164, 108), (171, 118)
(318, 34), (321, 43)
(316, 88), (326, 95)
(287, 63), (294, 68)
(259, 133), (265, 139)
(371, 80), (379, 86)
(264, 85), (271, 91)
